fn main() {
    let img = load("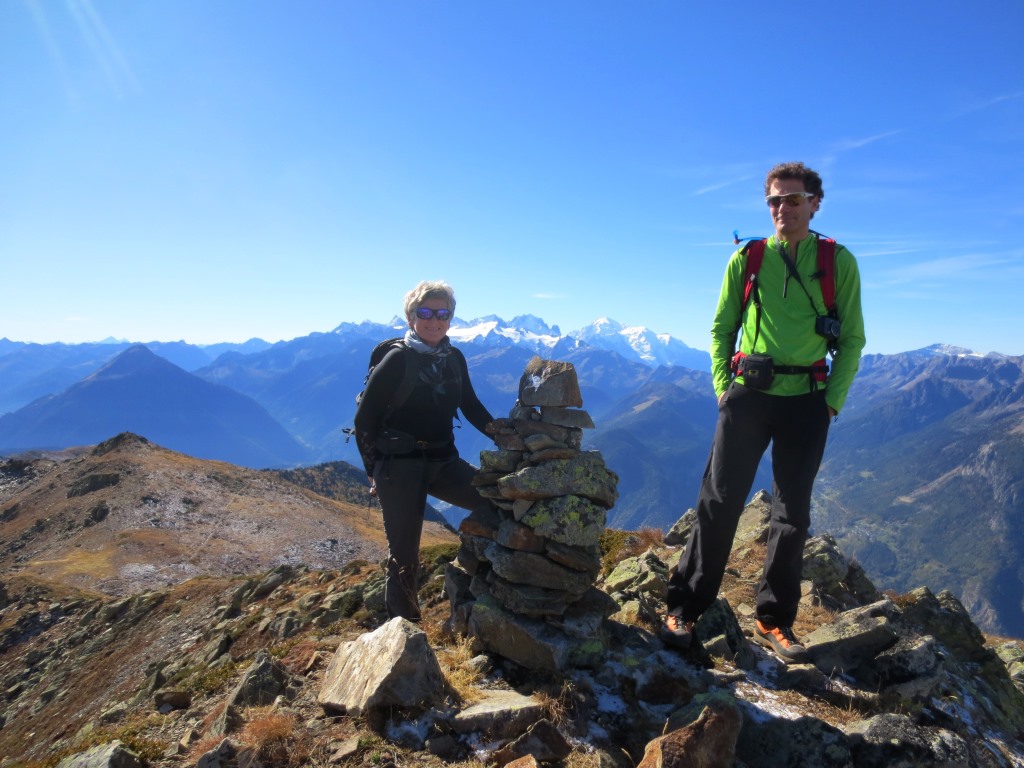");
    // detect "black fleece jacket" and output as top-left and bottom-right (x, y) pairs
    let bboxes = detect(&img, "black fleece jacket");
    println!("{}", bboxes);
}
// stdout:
(352, 344), (493, 474)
